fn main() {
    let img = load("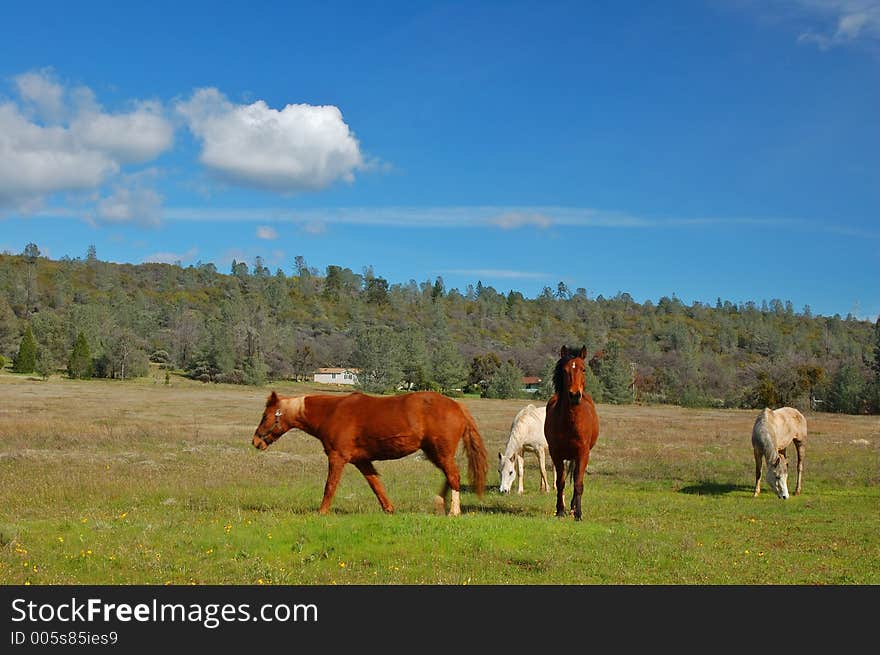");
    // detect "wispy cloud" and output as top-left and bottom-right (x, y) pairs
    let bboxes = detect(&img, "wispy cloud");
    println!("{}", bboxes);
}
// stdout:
(490, 211), (553, 230)
(798, 1), (880, 49)
(142, 247), (198, 265)
(741, 0), (880, 50)
(256, 225), (278, 240)
(23, 204), (879, 238)
(157, 205), (653, 228)
(442, 268), (550, 279)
